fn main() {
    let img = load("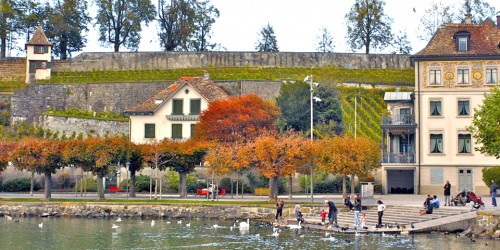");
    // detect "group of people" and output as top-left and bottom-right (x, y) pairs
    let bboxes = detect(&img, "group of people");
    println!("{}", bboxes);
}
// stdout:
(420, 194), (440, 215)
